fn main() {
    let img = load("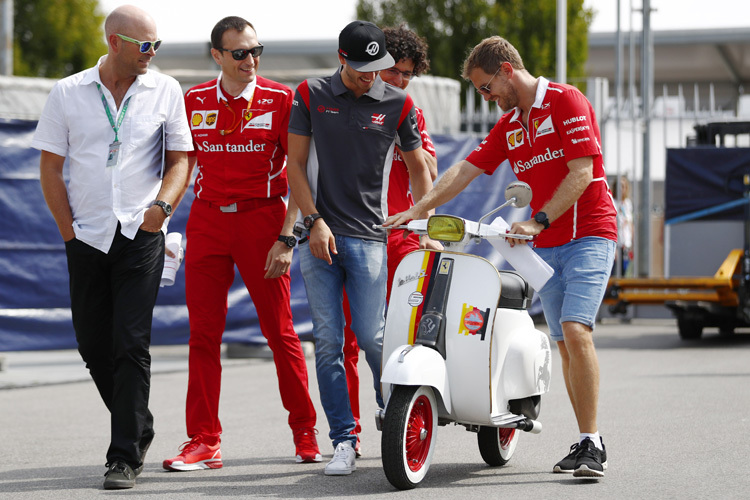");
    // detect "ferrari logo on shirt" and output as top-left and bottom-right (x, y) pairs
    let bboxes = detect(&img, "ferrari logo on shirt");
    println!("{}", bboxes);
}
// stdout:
(242, 110), (274, 132)
(506, 129), (524, 149)
(533, 115), (554, 139)
(191, 110), (218, 129)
